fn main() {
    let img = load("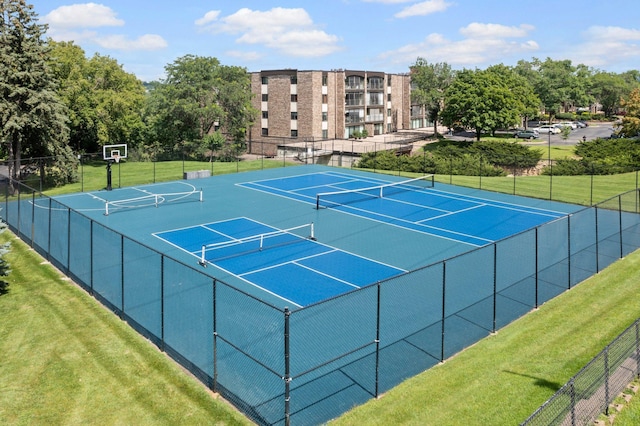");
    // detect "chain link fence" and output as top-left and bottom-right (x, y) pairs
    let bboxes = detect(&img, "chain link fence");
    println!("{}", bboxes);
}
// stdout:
(2, 164), (640, 425)
(522, 318), (640, 425)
